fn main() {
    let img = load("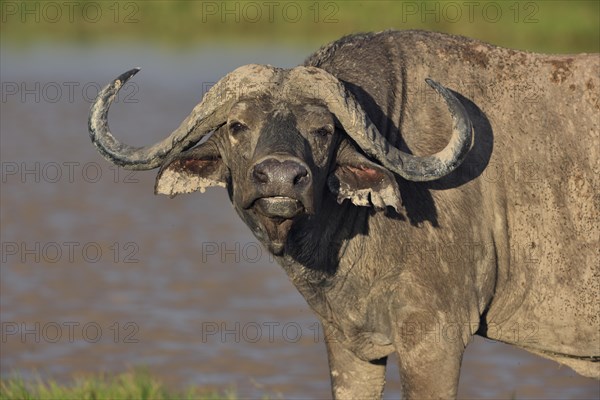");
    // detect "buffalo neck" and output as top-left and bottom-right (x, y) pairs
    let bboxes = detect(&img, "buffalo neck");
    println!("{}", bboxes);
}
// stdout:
(274, 192), (379, 317)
